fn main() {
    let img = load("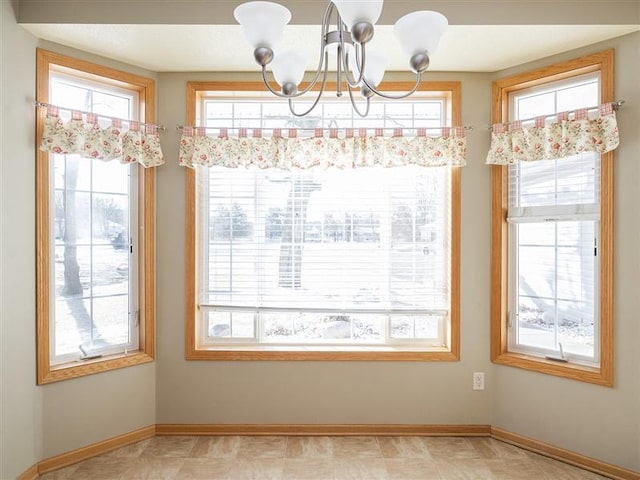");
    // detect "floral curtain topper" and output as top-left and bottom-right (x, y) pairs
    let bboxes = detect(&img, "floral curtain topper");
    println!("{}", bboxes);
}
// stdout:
(179, 127), (466, 170)
(486, 103), (619, 165)
(39, 106), (164, 168)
